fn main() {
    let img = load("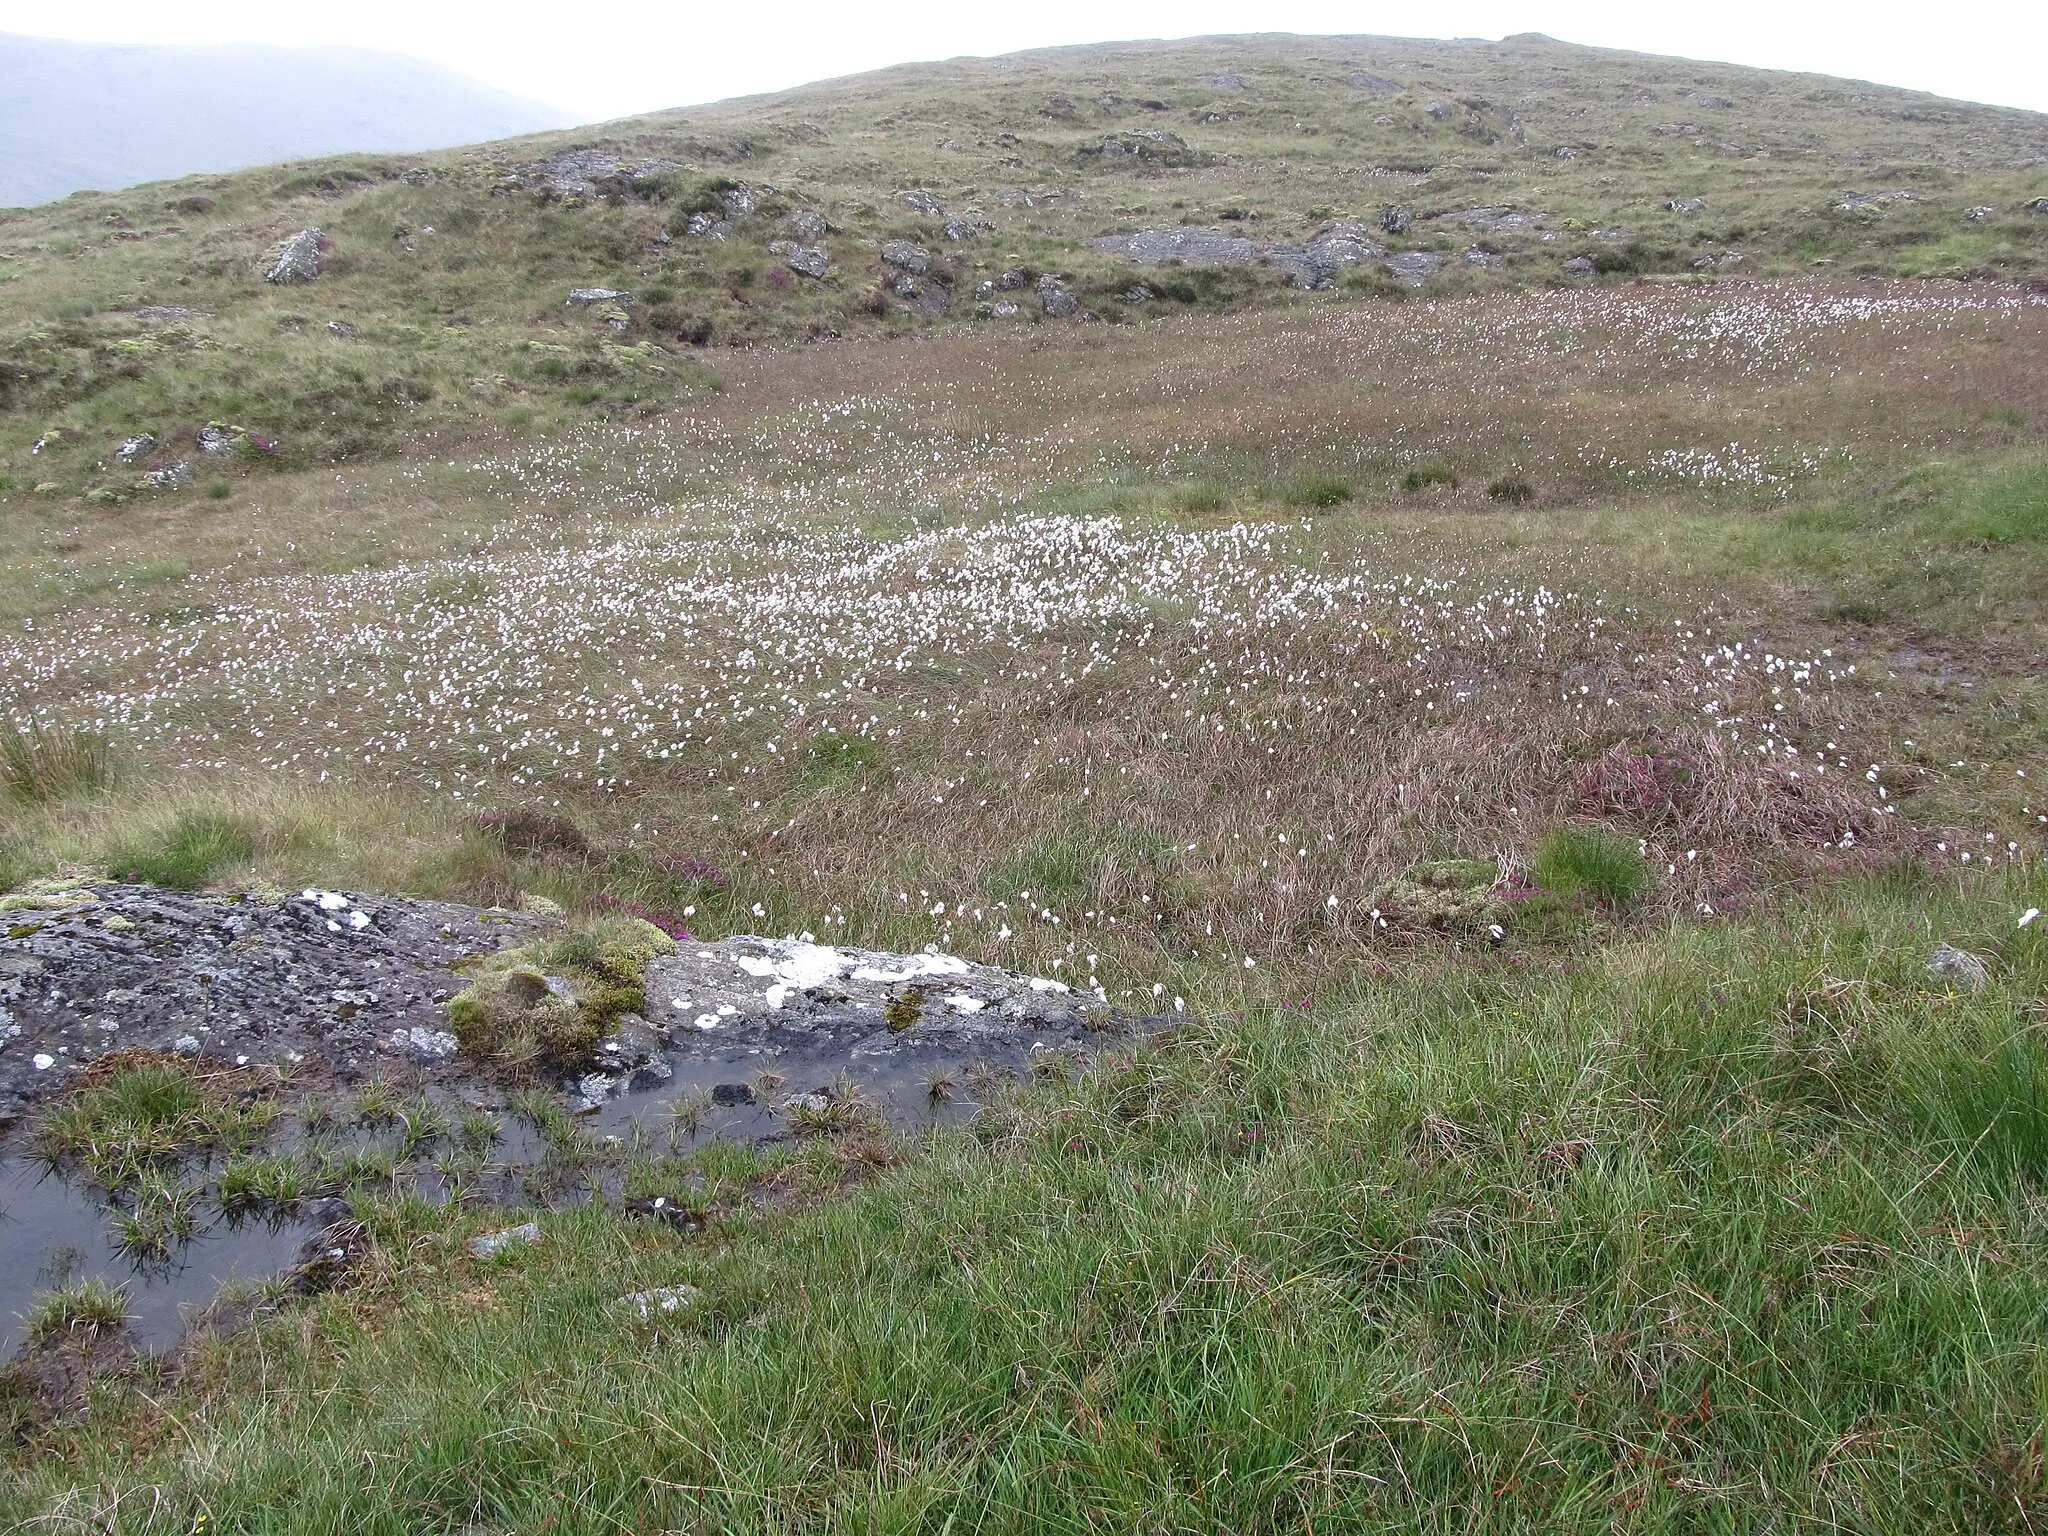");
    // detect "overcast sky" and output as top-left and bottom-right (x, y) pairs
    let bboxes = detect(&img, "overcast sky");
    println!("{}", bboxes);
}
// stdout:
(5, 0), (2043, 123)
